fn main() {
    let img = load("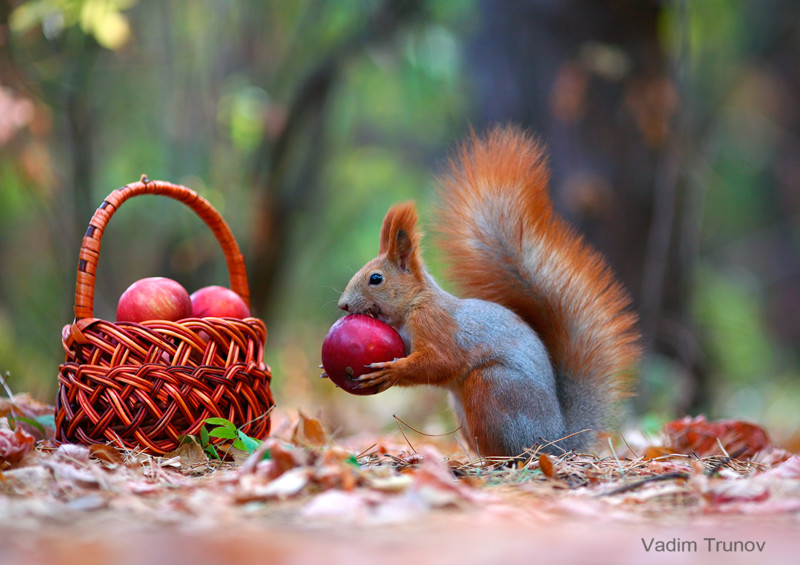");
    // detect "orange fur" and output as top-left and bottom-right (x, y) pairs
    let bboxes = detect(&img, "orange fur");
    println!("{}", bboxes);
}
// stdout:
(437, 126), (640, 416)
(390, 298), (465, 388)
(377, 204), (463, 386)
(379, 202), (423, 273)
(339, 202), (465, 389)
